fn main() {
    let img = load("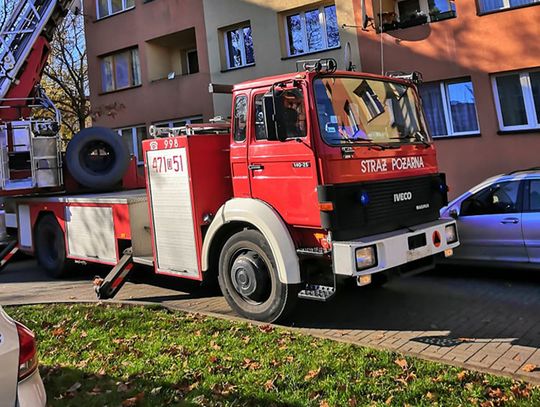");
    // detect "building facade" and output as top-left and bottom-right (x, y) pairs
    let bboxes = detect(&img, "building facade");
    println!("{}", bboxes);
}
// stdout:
(84, 0), (359, 164)
(84, 0), (540, 197)
(354, 0), (540, 196)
